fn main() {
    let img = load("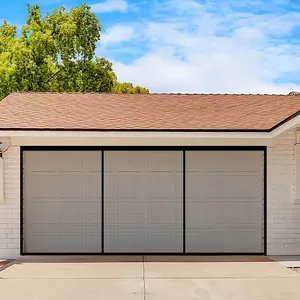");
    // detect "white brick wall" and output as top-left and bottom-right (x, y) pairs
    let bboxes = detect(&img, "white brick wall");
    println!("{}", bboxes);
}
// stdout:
(0, 147), (20, 259)
(267, 130), (300, 255)
(0, 136), (300, 258)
